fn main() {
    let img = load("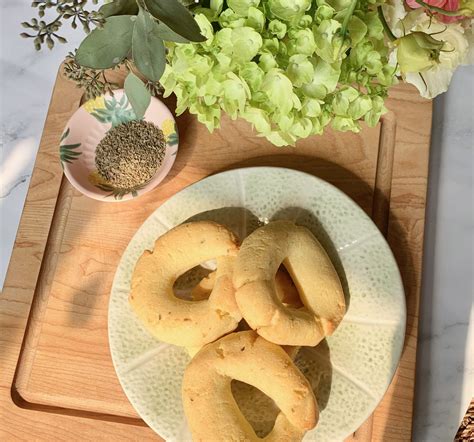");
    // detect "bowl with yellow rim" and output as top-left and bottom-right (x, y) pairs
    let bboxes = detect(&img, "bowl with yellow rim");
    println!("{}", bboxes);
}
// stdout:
(60, 89), (178, 202)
